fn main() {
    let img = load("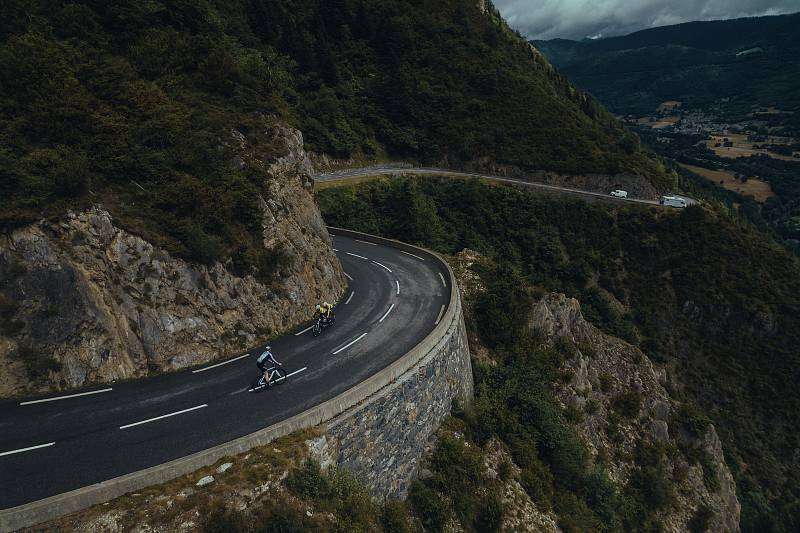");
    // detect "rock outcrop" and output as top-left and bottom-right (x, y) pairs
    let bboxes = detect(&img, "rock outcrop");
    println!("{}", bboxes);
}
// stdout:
(450, 250), (740, 532)
(0, 124), (345, 396)
(532, 293), (740, 532)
